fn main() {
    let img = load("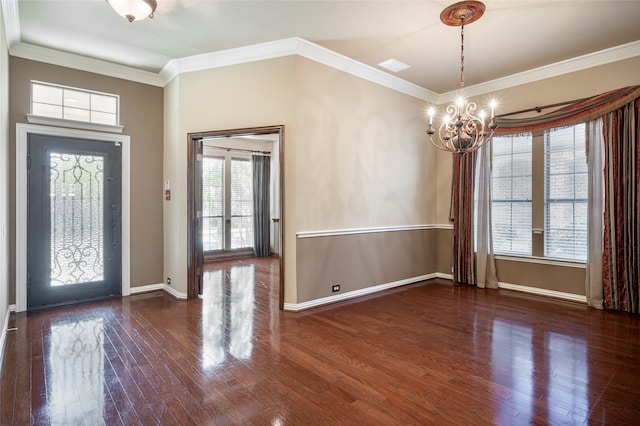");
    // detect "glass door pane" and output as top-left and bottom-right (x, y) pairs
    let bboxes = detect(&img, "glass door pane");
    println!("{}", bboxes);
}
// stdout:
(230, 159), (253, 249)
(202, 157), (224, 251)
